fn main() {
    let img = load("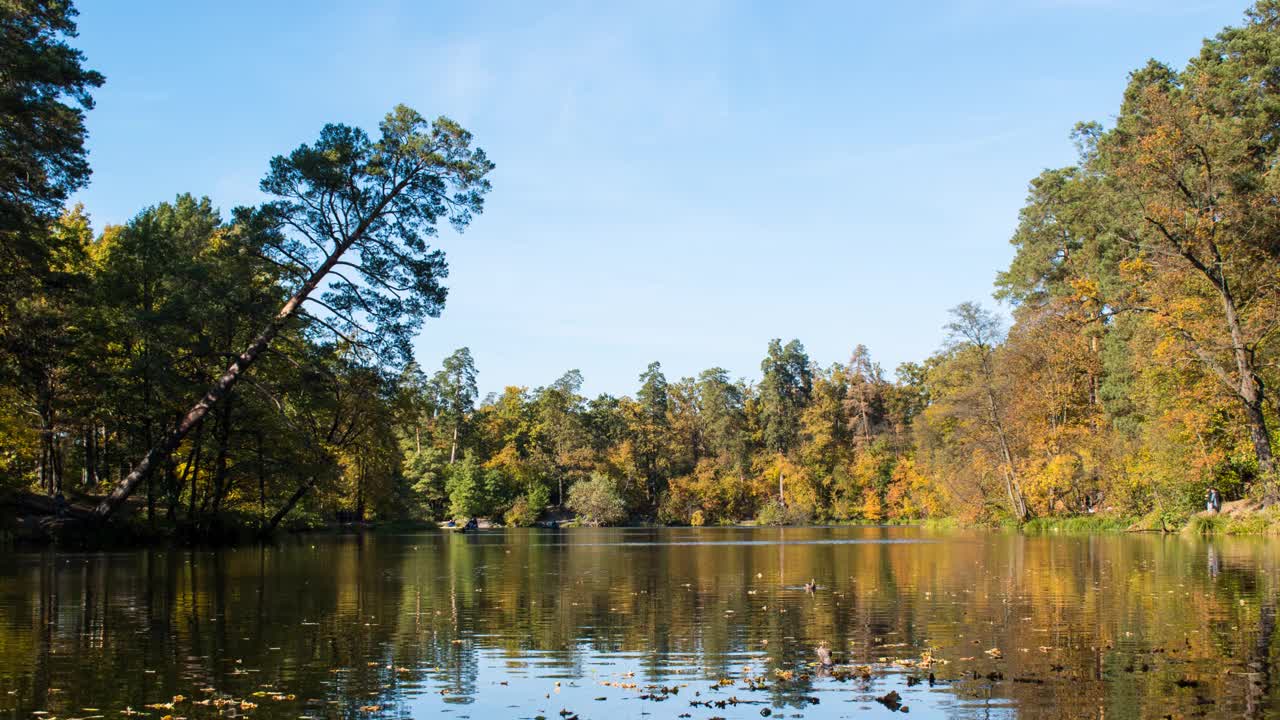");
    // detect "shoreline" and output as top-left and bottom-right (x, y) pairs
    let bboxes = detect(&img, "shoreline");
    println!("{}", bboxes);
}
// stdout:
(6, 508), (1280, 552)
